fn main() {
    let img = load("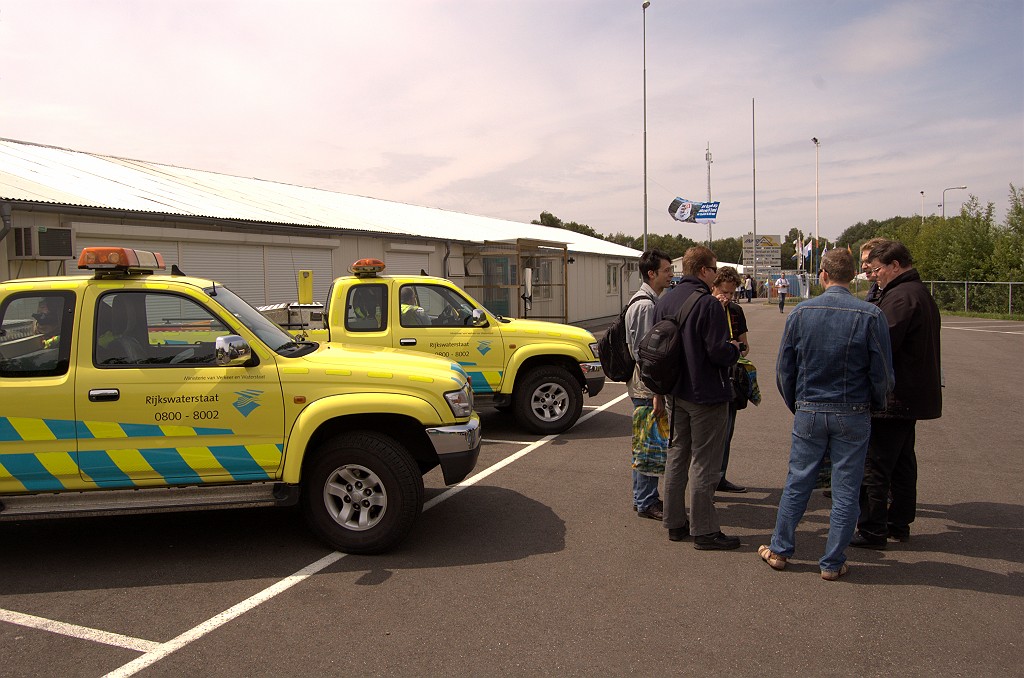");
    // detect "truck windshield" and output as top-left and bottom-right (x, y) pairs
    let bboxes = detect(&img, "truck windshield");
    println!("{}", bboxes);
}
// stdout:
(204, 286), (316, 357)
